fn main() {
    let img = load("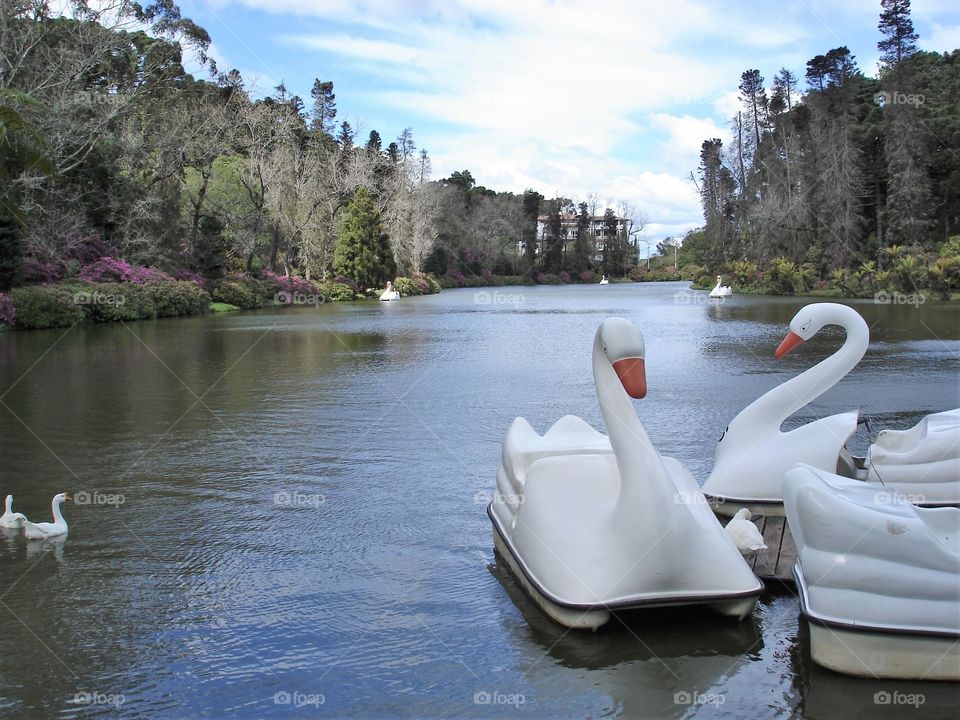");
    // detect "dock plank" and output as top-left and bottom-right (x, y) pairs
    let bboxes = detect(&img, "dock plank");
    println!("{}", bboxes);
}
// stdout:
(720, 512), (796, 583)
